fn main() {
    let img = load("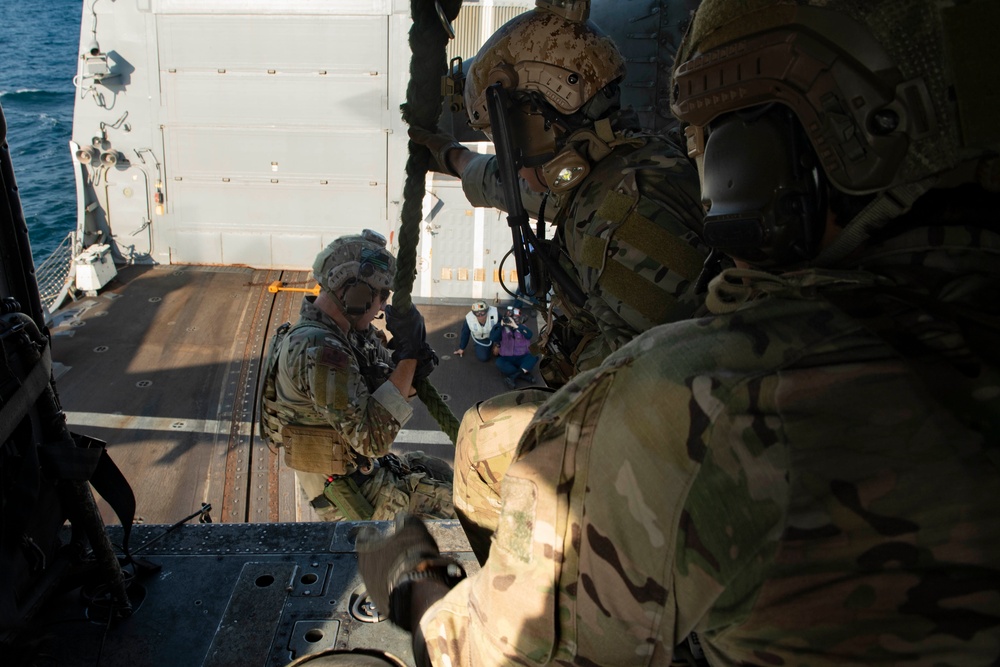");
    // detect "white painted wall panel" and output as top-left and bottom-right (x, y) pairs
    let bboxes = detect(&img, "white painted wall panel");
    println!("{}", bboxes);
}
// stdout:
(72, 0), (527, 301)
(164, 127), (385, 182)
(160, 74), (385, 128)
(167, 182), (383, 232)
(157, 15), (387, 72)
